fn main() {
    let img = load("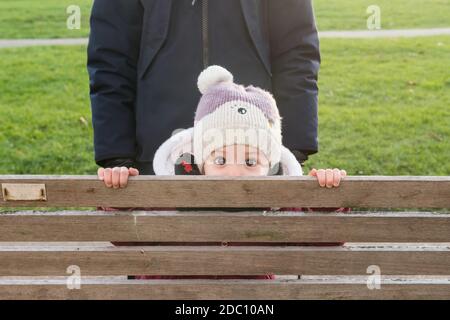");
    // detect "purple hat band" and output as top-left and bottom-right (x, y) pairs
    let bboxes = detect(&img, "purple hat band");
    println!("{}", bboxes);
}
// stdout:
(194, 82), (279, 124)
